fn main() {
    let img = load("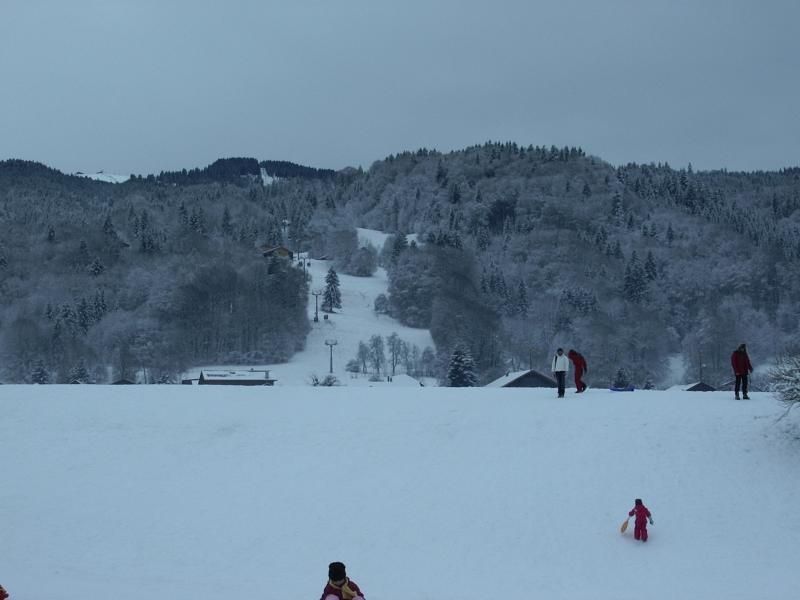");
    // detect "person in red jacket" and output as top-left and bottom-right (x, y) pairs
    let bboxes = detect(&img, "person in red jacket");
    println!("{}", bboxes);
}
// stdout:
(731, 343), (754, 399)
(321, 562), (365, 600)
(567, 349), (588, 393)
(628, 498), (654, 542)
